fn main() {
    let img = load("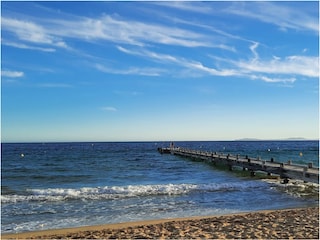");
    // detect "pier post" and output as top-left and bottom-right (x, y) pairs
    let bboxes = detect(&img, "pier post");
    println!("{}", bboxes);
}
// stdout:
(303, 167), (308, 177)
(282, 178), (289, 184)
